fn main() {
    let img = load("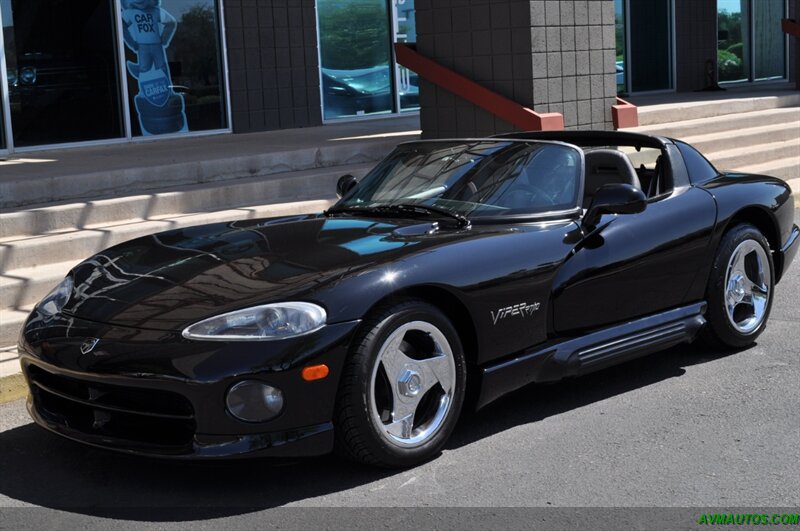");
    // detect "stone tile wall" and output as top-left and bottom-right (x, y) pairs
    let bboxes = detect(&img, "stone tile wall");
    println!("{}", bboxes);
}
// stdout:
(224, 0), (323, 133)
(415, 0), (617, 137)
